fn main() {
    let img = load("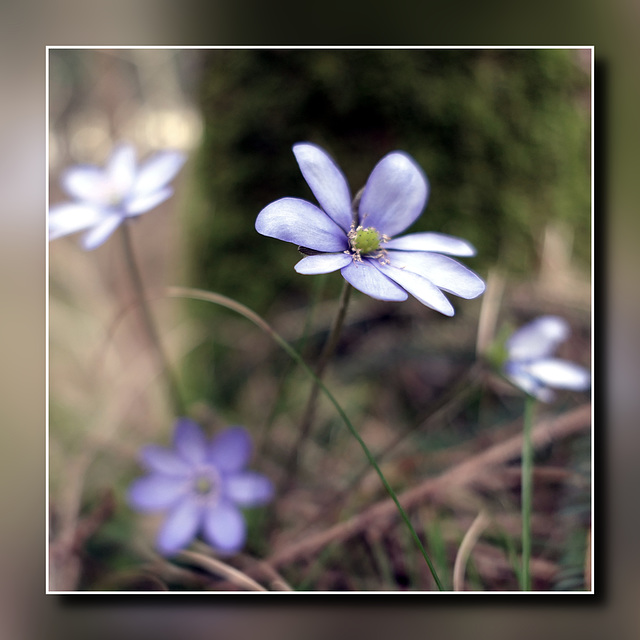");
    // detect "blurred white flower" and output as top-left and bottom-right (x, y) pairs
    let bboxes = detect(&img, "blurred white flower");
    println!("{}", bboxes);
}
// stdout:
(504, 315), (591, 402)
(49, 143), (186, 250)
